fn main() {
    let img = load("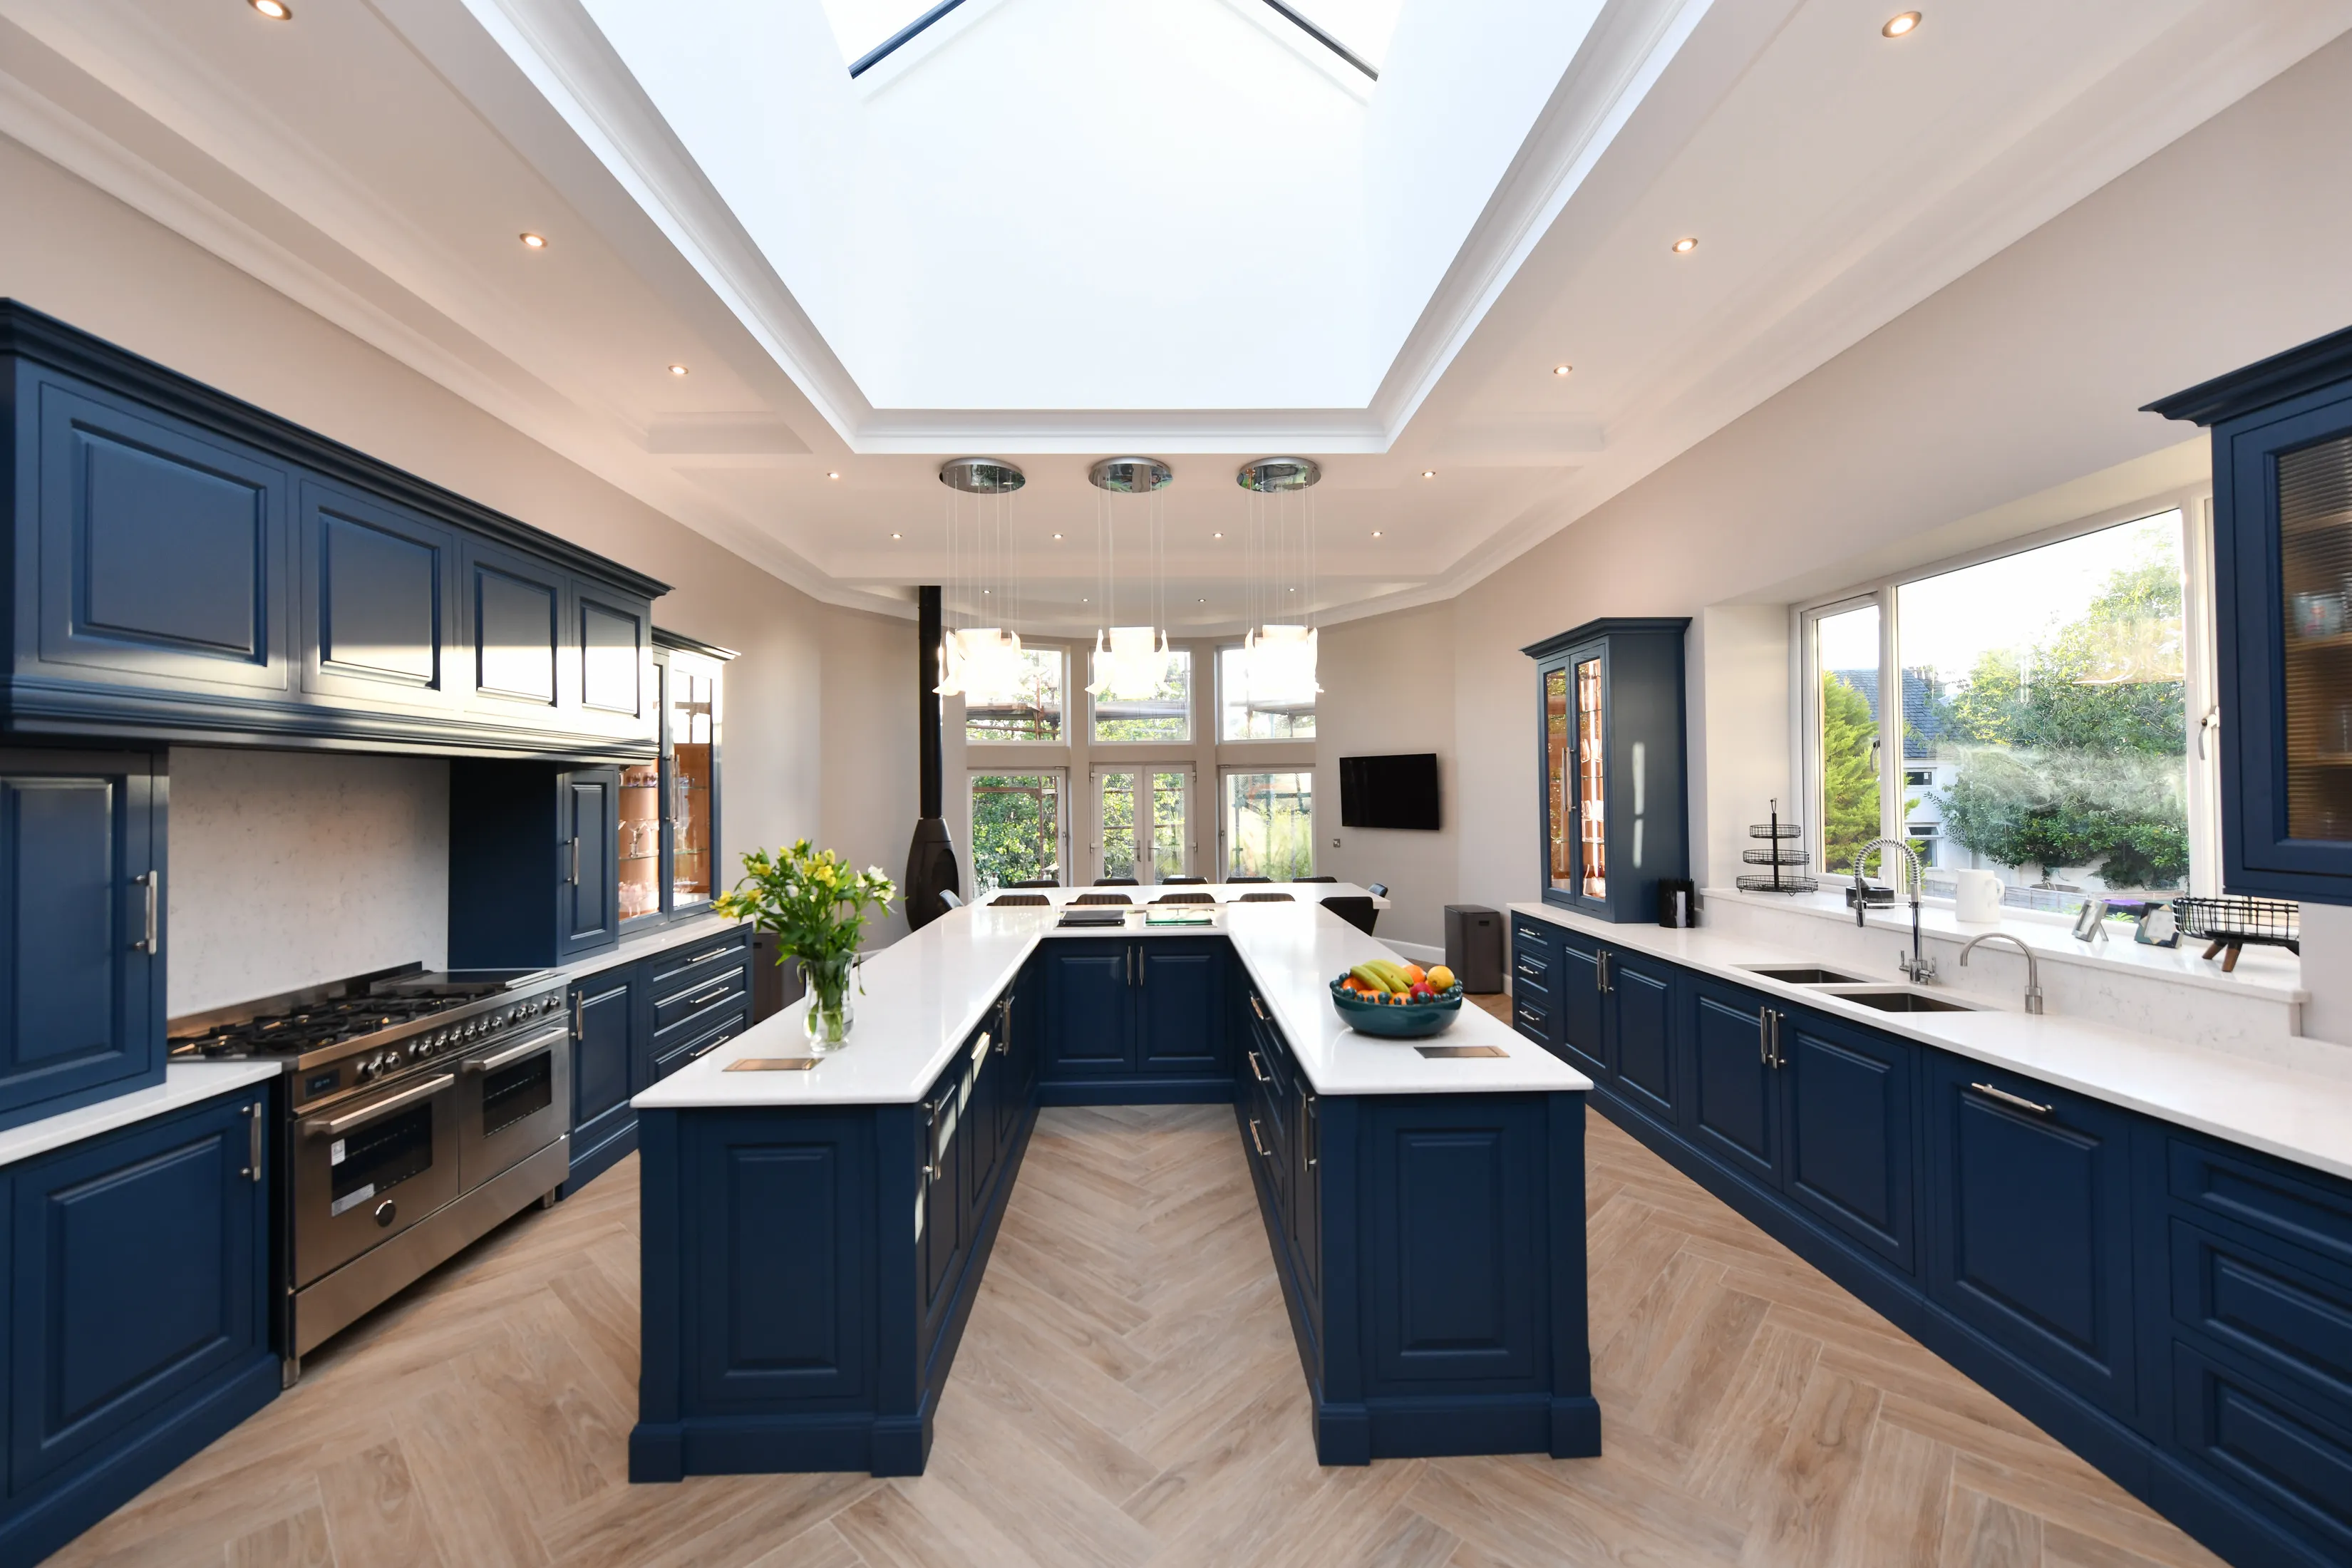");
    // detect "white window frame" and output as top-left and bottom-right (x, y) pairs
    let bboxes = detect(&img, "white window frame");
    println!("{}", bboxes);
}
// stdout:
(1216, 765), (1317, 880)
(1088, 647), (1195, 746)
(1089, 765), (1195, 884)
(1213, 641), (1319, 744)
(961, 646), (1068, 746)
(965, 767), (1071, 892)
(1790, 488), (2219, 905)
